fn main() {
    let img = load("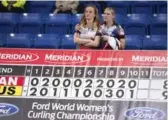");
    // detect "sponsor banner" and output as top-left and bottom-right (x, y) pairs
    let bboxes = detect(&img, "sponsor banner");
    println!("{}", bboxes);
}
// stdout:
(0, 48), (167, 67)
(0, 98), (166, 120)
